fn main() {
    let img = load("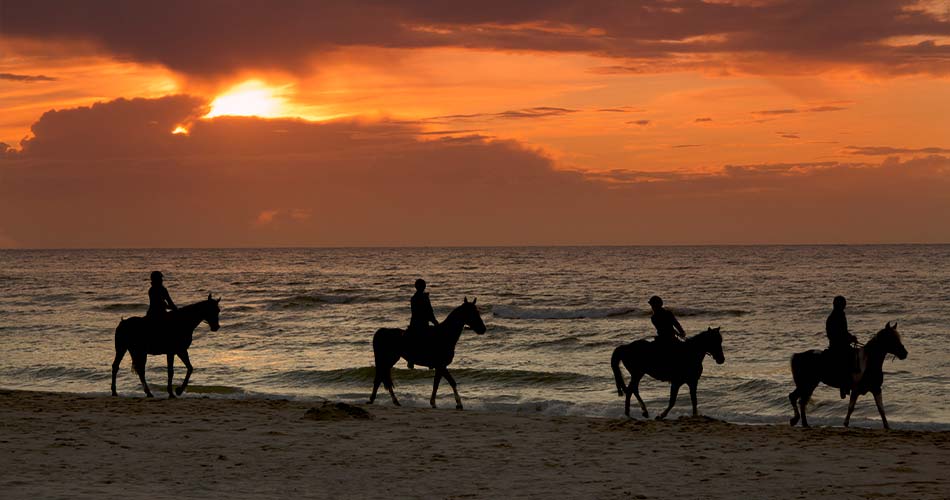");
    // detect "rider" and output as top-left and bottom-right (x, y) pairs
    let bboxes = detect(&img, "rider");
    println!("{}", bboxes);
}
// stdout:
(146, 271), (177, 323)
(649, 295), (686, 344)
(406, 278), (439, 369)
(827, 295), (858, 399)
